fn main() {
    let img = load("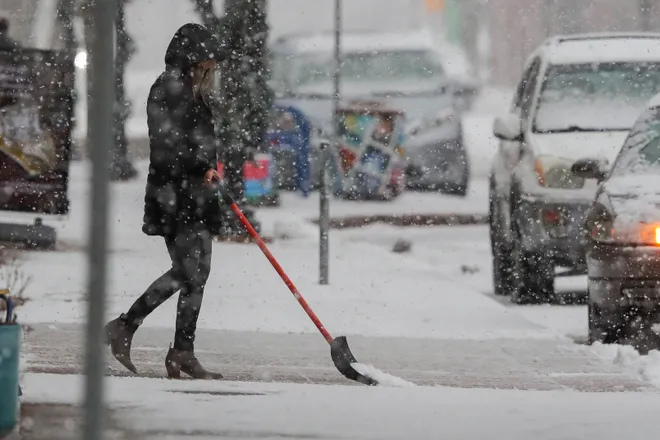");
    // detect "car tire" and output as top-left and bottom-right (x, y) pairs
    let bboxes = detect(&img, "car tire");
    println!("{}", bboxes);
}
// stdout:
(489, 196), (513, 296)
(509, 205), (555, 304)
(588, 302), (620, 345)
(625, 308), (660, 355)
